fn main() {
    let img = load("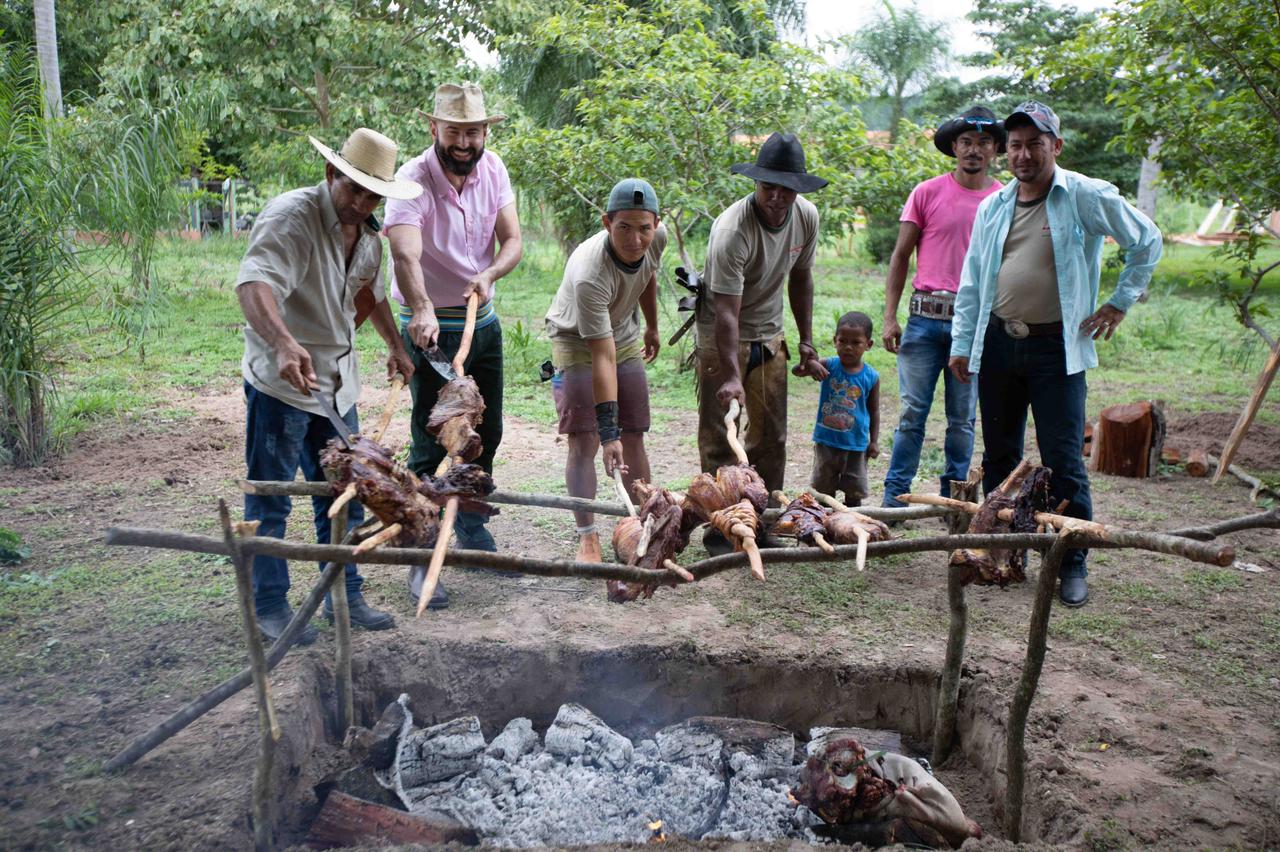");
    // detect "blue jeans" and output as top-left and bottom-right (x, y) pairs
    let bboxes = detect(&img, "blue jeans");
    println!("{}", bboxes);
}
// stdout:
(243, 382), (365, 616)
(977, 321), (1092, 576)
(882, 316), (976, 507)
